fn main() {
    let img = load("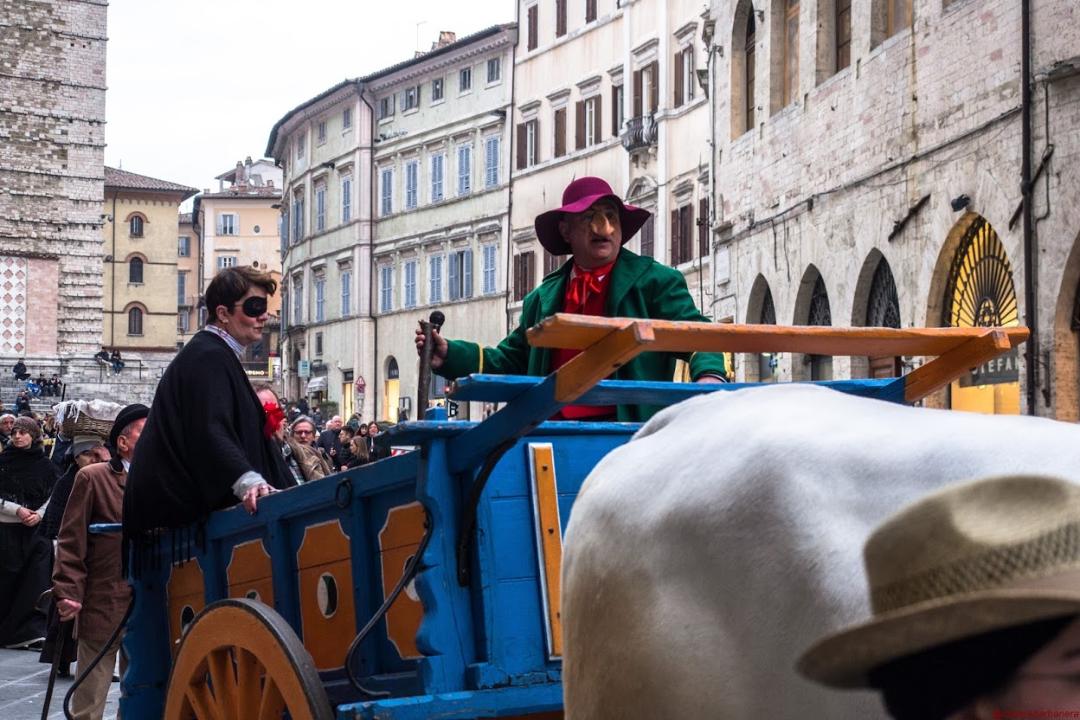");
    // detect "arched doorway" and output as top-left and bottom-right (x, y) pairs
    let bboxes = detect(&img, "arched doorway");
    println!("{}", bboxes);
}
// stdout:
(866, 257), (902, 377)
(745, 274), (777, 382)
(942, 215), (1020, 414)
(793, 266), (832, 381)
(757, 285), (778, 382)
(384, 356), (400, 422)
